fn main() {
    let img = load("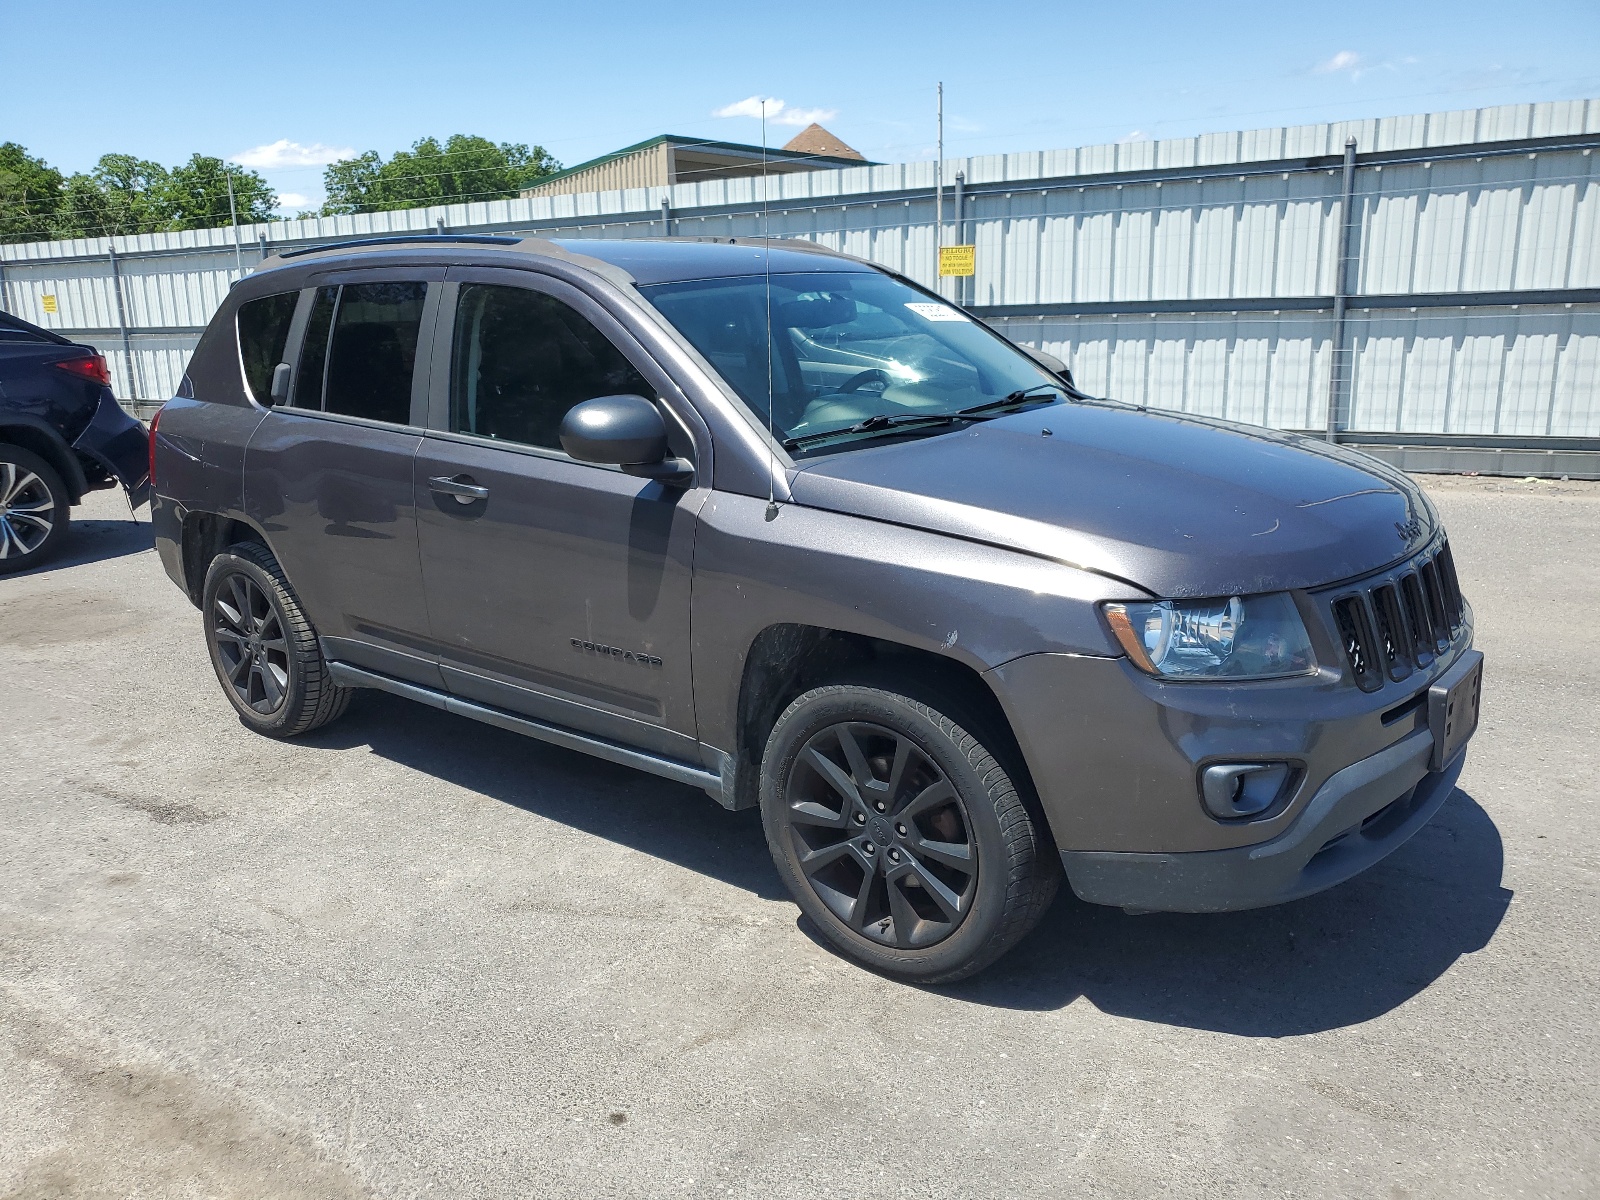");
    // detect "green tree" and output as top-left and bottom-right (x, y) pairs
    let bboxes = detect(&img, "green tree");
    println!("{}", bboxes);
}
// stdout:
(53, 154), (172, 239)
(321, 135), (560, 214)
(0, 142), (65, 243)
(160, 154), (276, 231)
